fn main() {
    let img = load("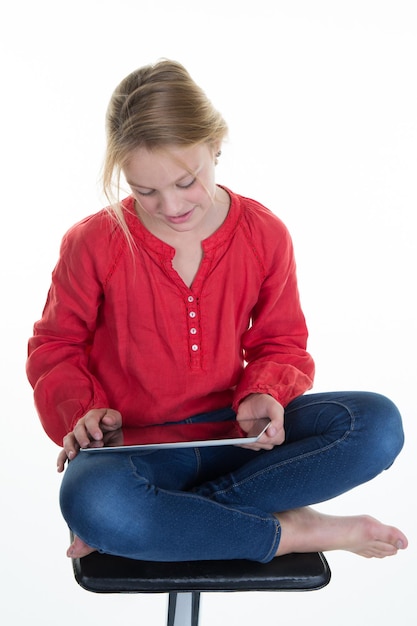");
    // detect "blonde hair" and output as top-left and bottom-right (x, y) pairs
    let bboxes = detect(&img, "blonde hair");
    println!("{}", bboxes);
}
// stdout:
(103, 59), (228, 236)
